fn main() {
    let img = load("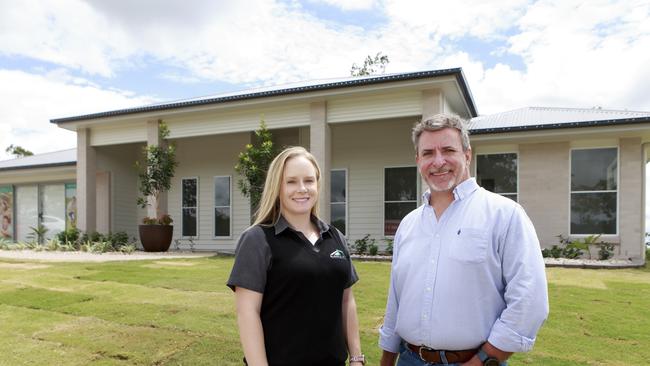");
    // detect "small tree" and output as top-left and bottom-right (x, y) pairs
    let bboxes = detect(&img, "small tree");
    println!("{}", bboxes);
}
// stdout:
(235, 120), (276, 212)
(5, 144), (33, 158)
(135, 121), (178, 223)
(350, 52), (390, 76)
